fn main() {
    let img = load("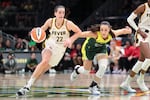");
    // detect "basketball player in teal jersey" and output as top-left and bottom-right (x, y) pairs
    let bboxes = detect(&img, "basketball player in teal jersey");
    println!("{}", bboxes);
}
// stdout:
(120, 0), (150, 92)
(16, 5), (82, 96)
(70, 21), (132, 95)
